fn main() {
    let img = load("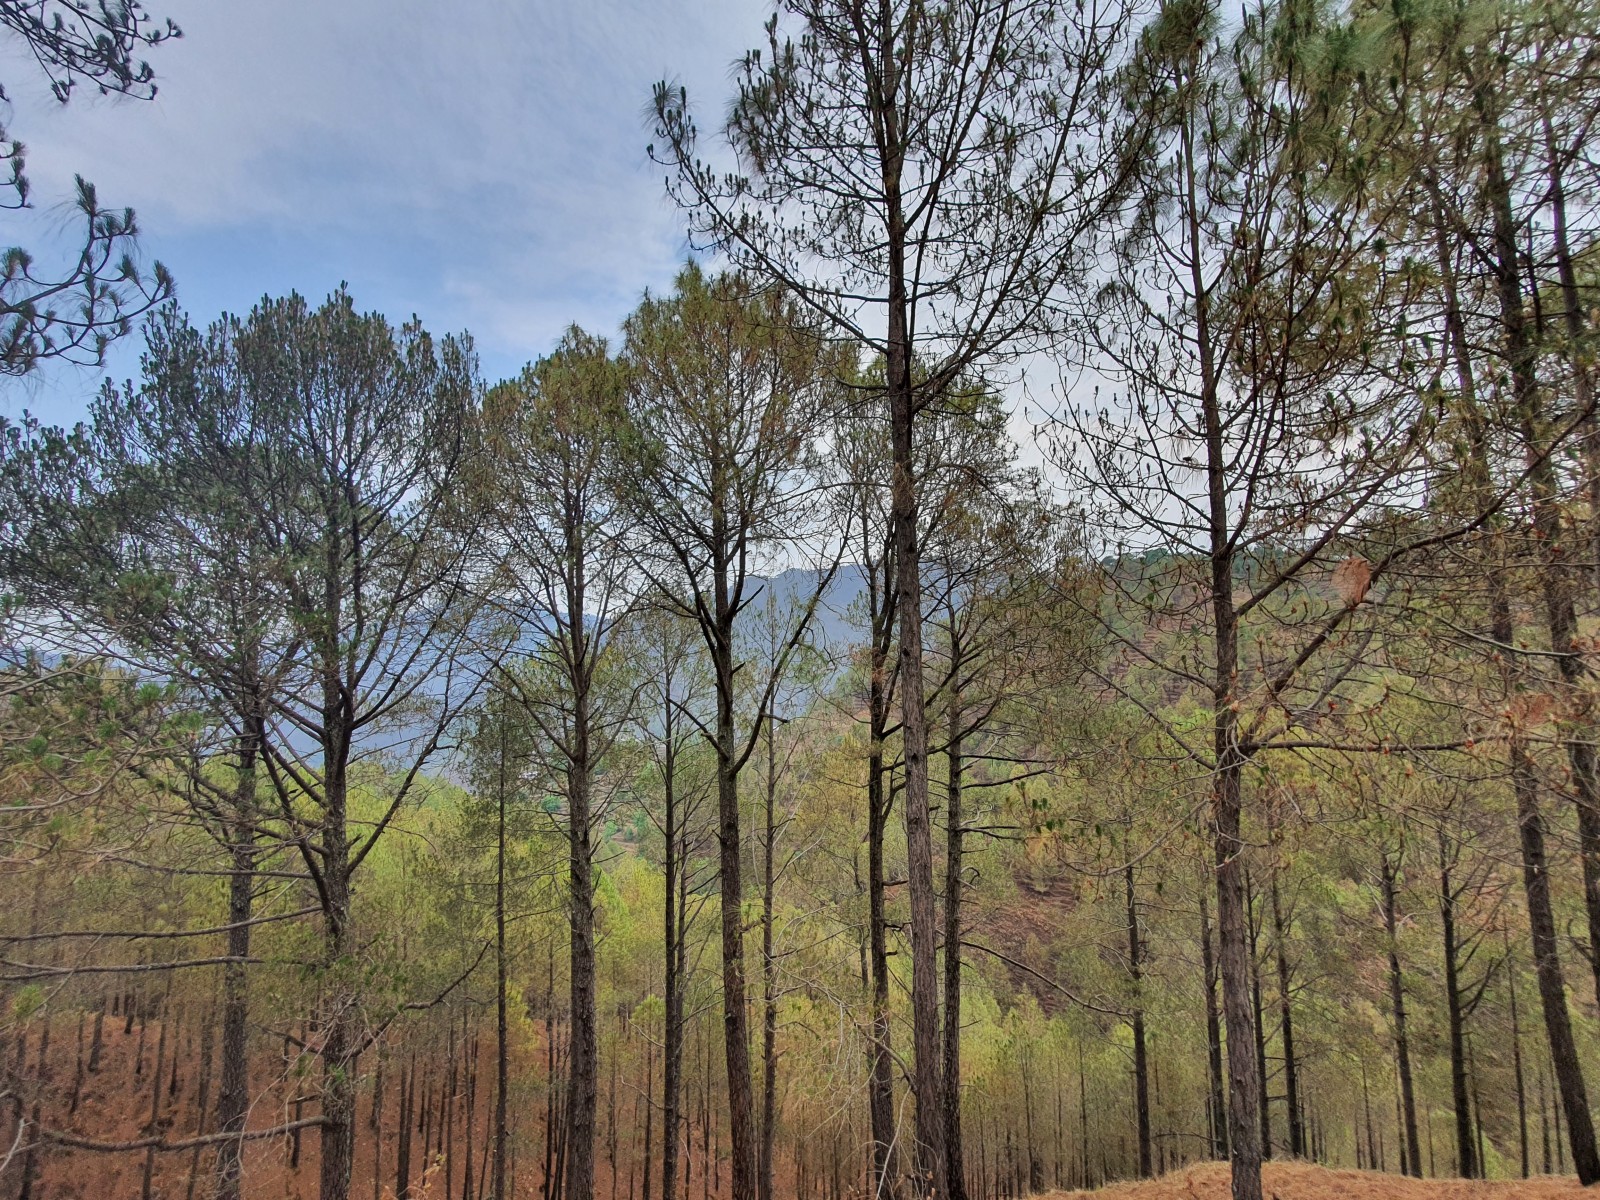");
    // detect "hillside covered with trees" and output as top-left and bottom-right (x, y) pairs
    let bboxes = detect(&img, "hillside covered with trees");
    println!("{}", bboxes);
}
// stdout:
(0, 1), (1598, 1200)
